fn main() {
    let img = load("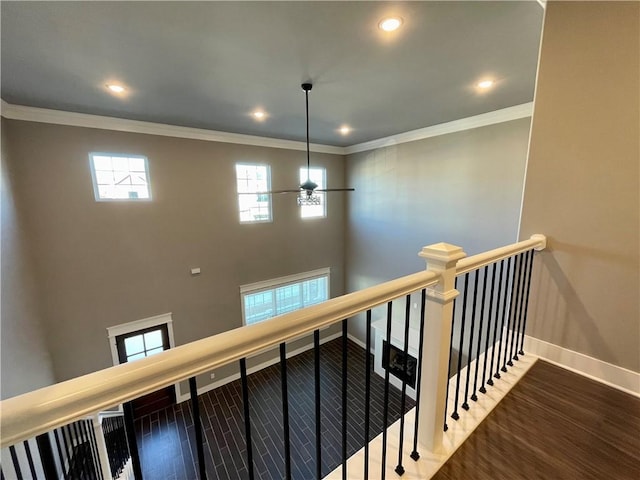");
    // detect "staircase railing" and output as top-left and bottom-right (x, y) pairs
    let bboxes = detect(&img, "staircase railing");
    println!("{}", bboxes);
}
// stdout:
(0, 235), (545, 480)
